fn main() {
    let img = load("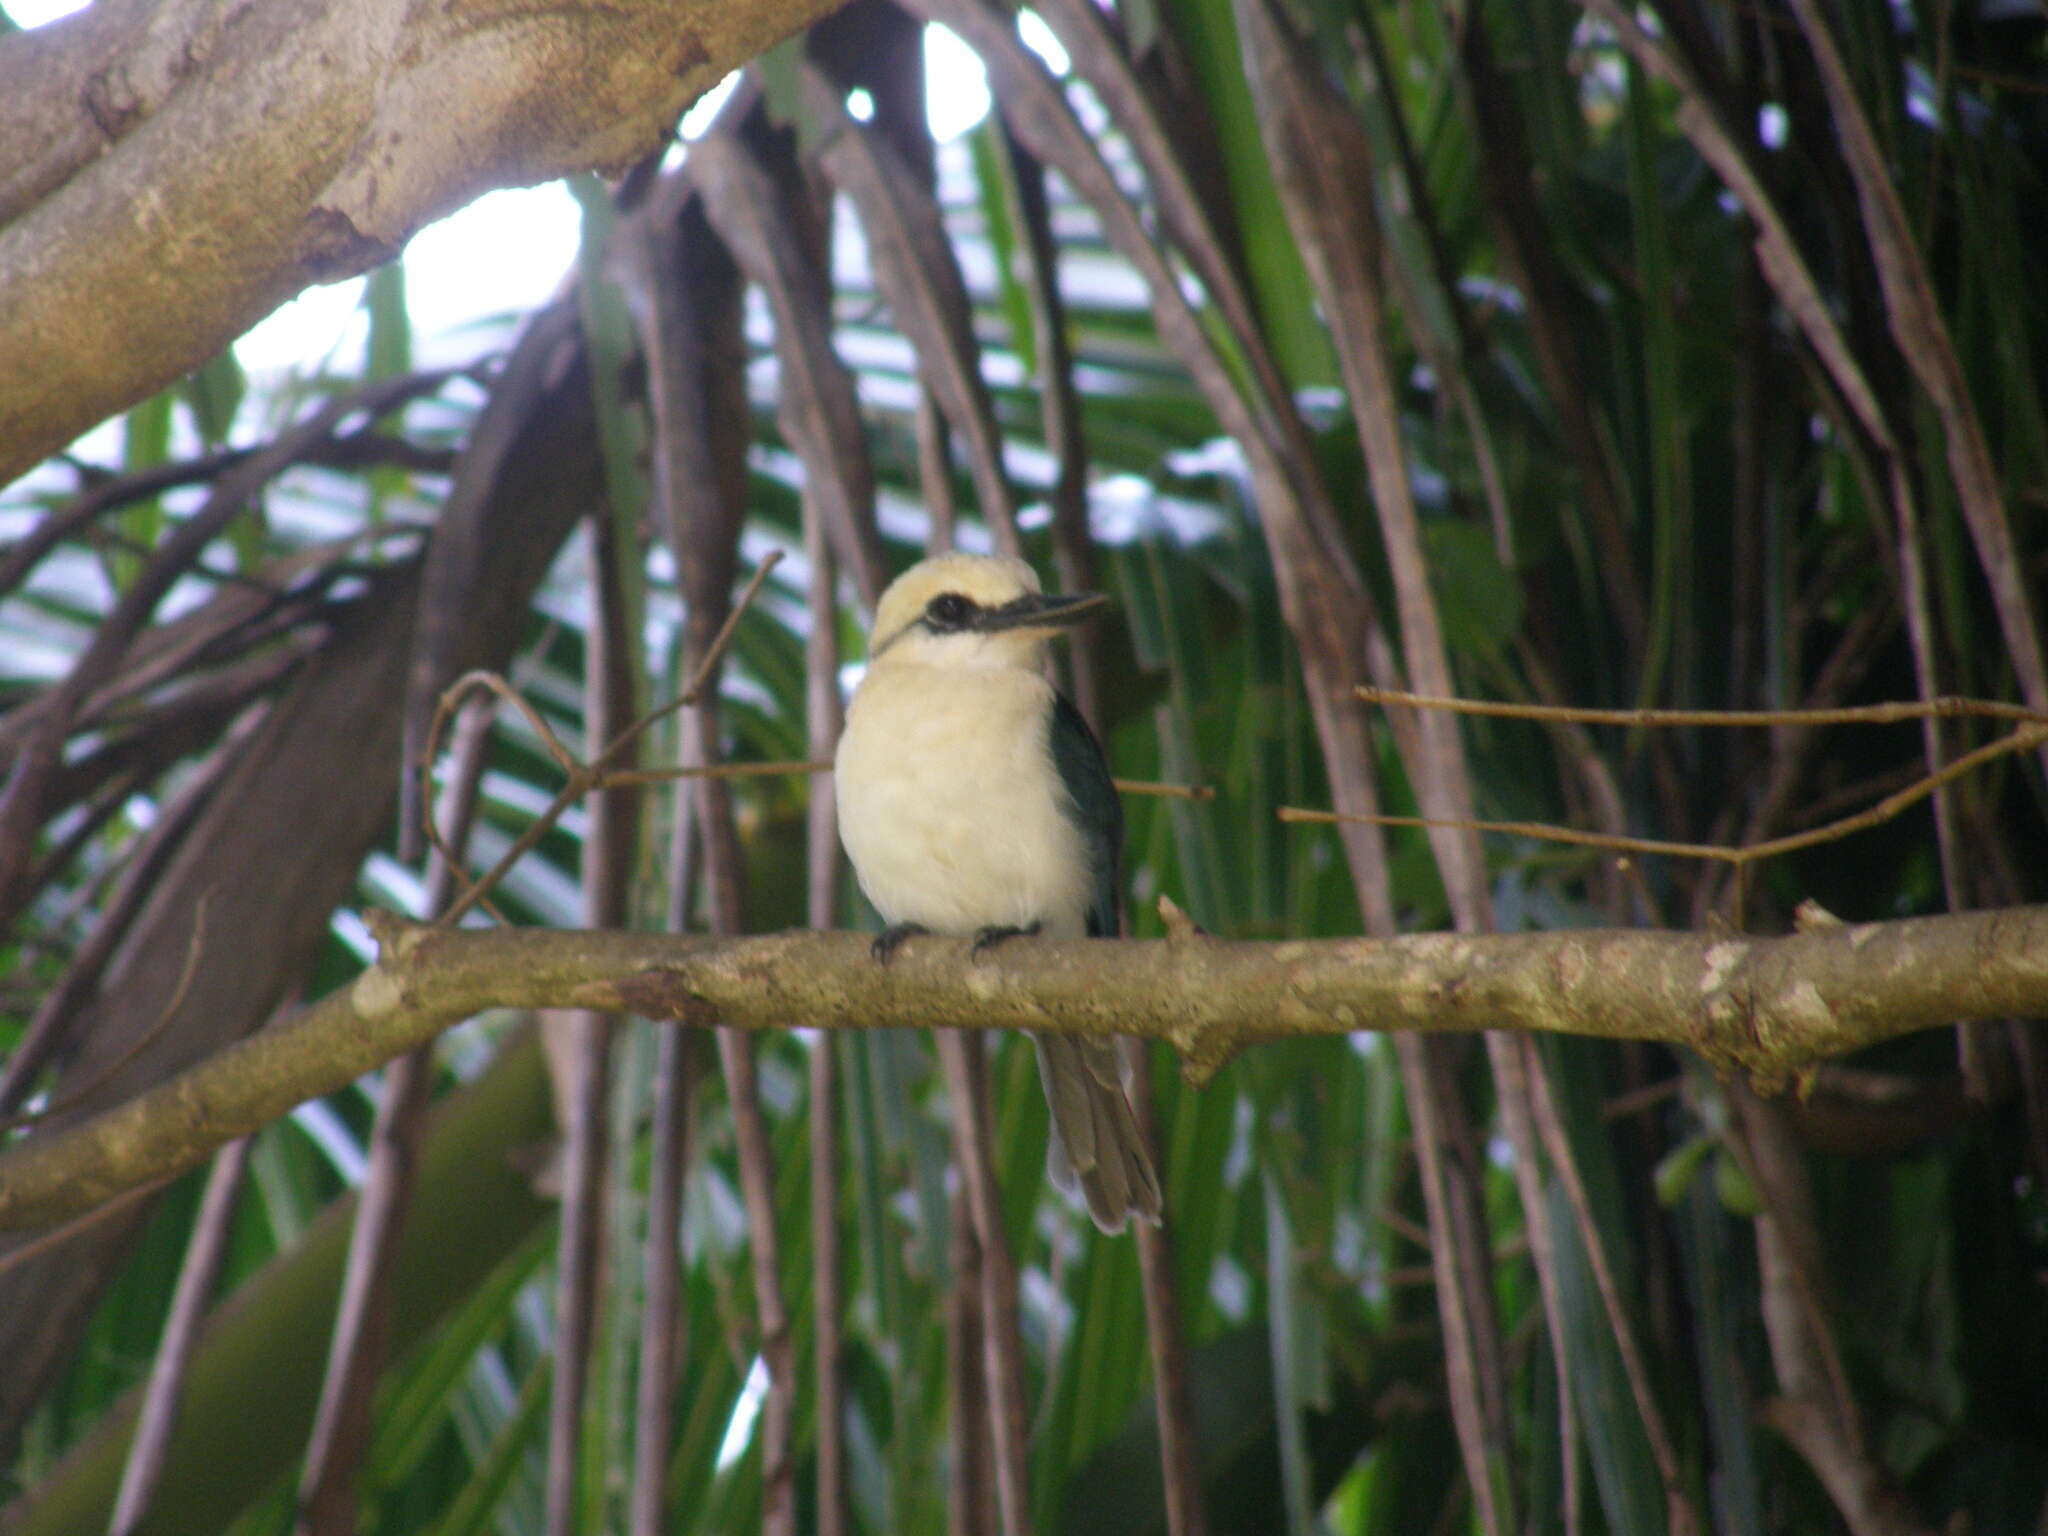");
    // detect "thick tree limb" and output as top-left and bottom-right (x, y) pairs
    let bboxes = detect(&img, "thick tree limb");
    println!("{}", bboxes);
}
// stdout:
(0, 0), (850, 486)
(2, 906), (2045, 1230)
